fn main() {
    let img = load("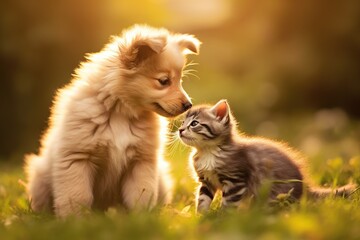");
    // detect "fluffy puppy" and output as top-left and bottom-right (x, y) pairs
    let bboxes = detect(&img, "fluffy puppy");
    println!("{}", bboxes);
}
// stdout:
(25, 25), (200, 217)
